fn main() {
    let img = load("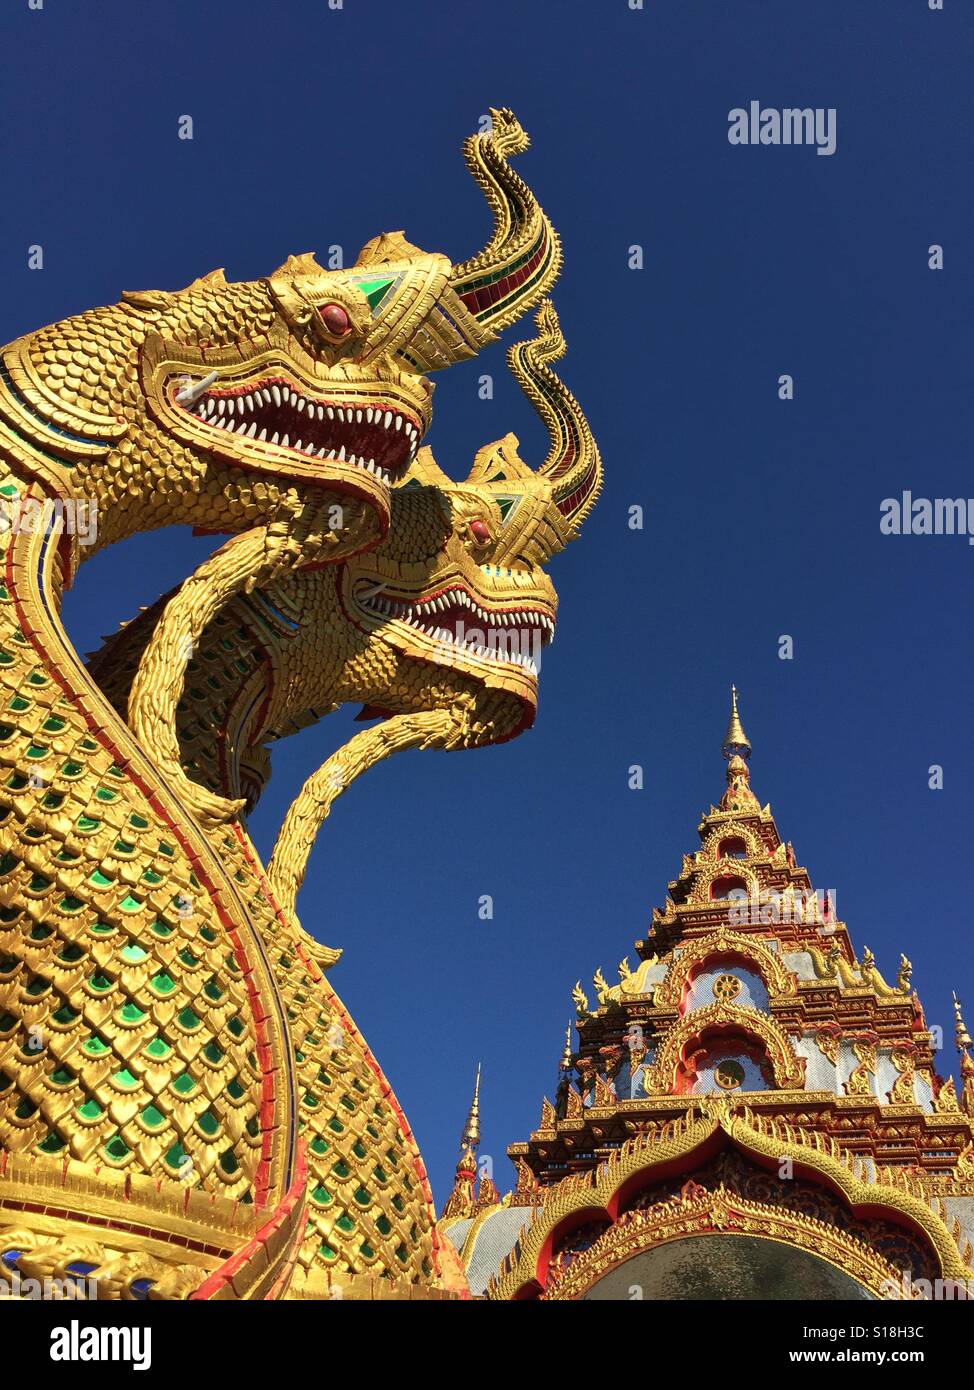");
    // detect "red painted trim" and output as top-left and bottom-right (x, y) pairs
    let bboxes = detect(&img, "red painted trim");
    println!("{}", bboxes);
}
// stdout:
(190, 1142), (308, 1300)
(230, 823), (442, 1276)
